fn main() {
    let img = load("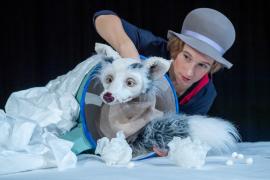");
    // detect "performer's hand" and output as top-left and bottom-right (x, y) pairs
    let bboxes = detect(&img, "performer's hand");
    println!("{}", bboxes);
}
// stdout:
(153, 146), (168, 157)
